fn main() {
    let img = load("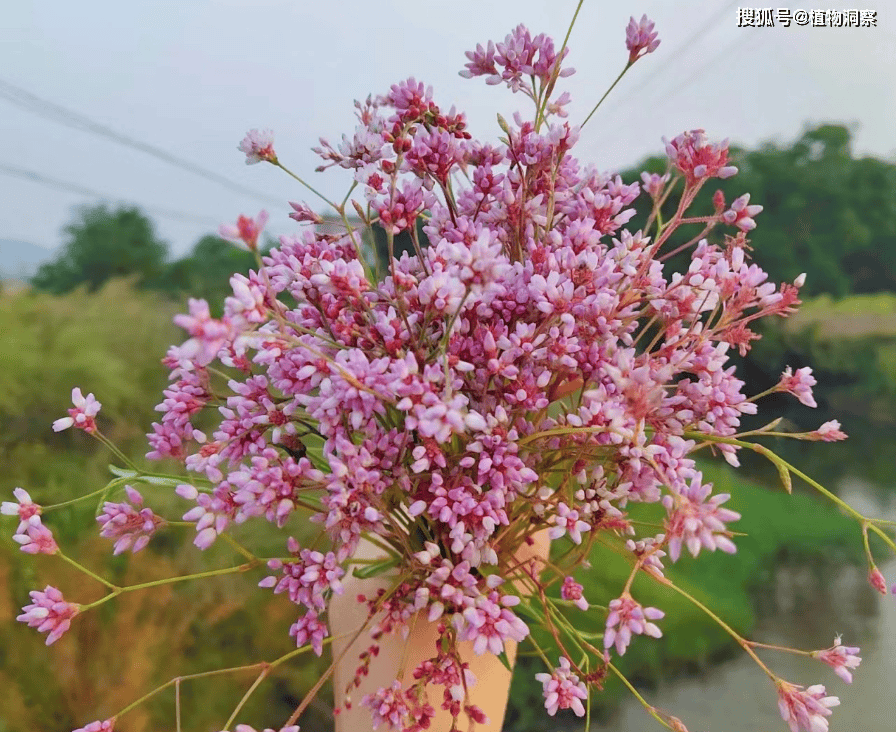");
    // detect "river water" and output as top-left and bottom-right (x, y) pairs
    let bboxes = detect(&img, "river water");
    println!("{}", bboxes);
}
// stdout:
(589, 478), (896, 731)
